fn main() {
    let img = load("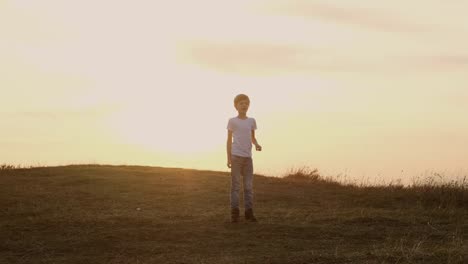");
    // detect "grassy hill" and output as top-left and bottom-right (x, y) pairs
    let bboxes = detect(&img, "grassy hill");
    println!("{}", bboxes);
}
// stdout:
(1, 165), (467, 263)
